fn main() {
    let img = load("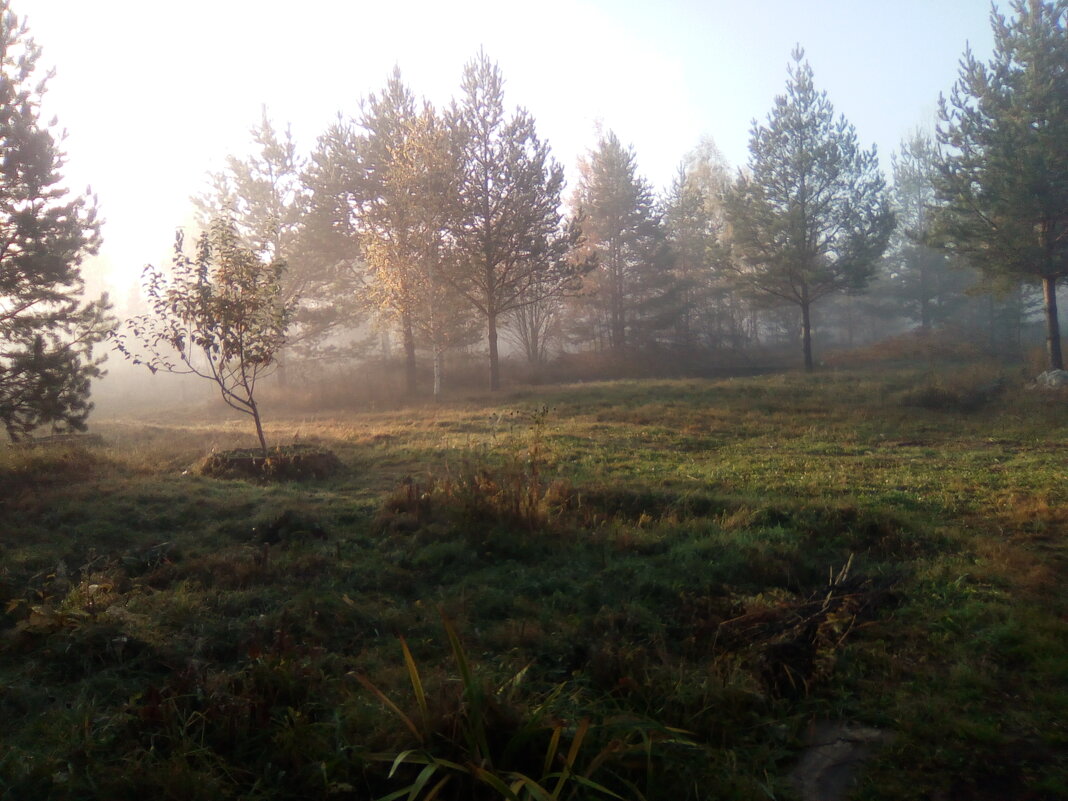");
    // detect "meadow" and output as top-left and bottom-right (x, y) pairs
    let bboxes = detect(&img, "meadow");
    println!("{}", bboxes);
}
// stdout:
(1, 363), (1066, 800)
